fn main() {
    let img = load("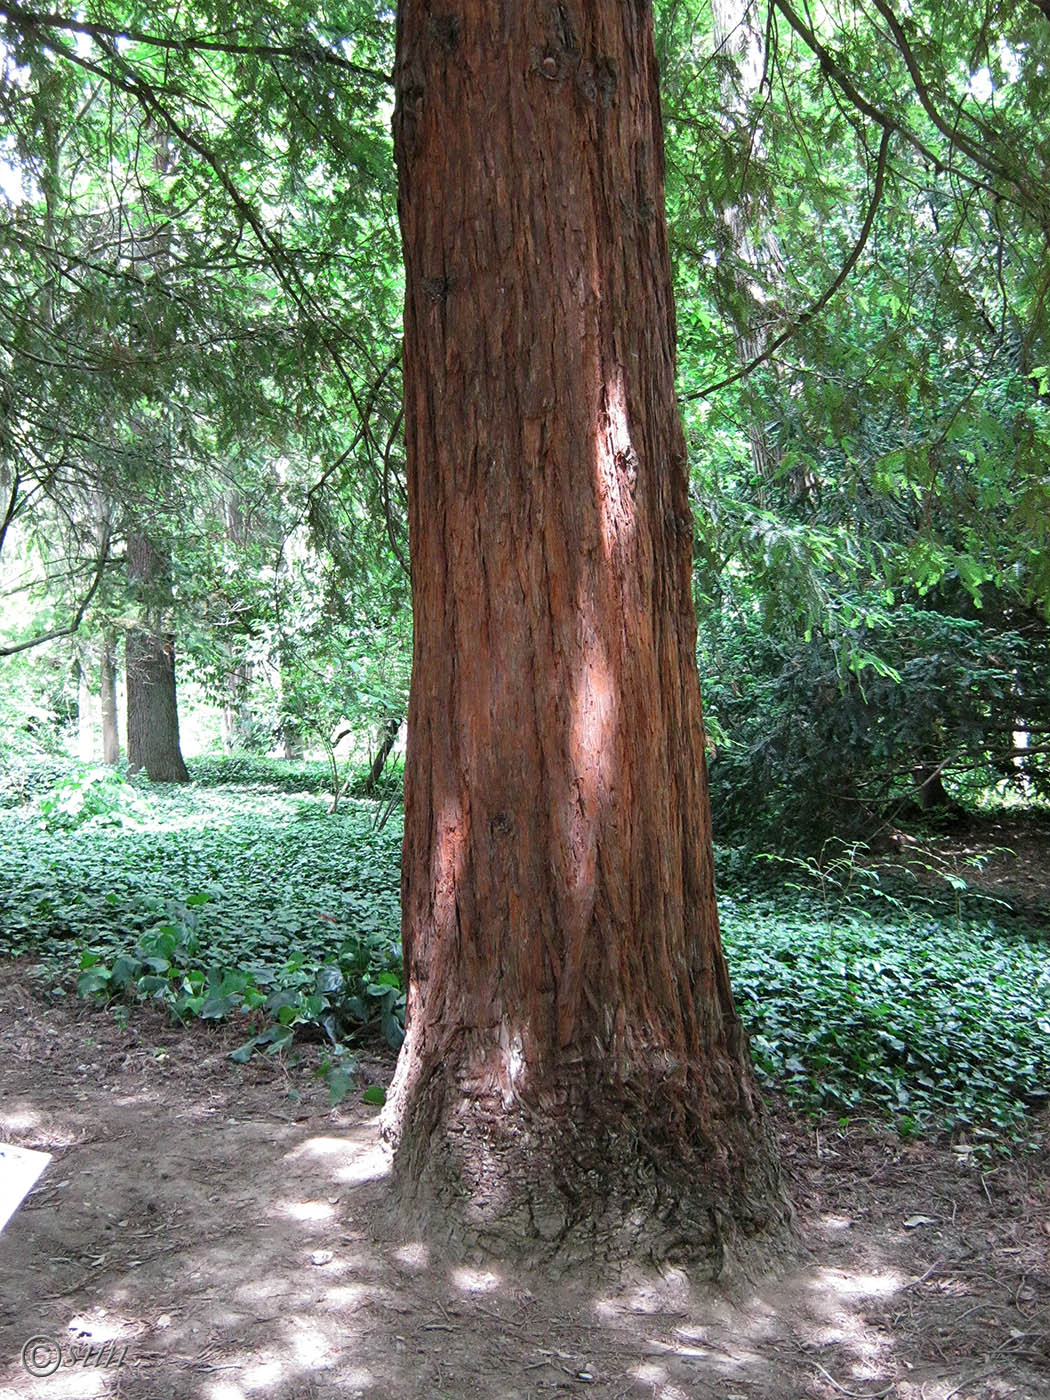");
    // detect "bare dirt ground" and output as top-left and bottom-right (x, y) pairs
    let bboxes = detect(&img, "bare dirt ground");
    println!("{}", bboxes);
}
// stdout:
(876, 814), (1050, 926)
(1, 962), (1048, 1400)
